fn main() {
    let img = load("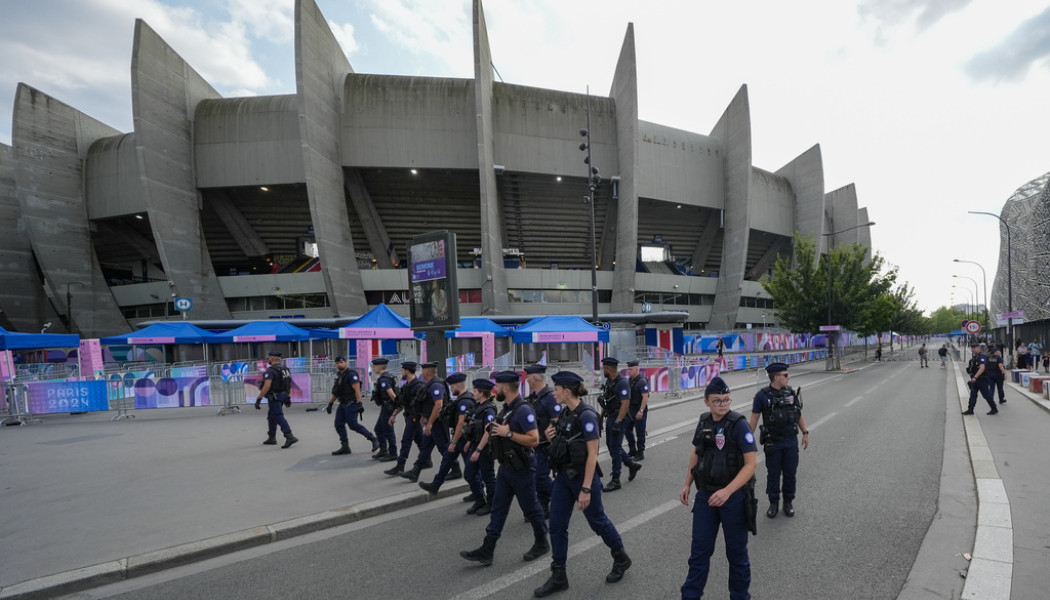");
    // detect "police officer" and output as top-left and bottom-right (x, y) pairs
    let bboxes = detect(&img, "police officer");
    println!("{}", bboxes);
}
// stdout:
(326, 356), (380, 456)
(624, 360), (650, 461)
(399, 361), (452, 482)
(598, 357), (641, 491)
(461, 370), (549, 566)
(255, 351), (298, 449)
(988, 346), (1008, 404)
(963, 342), (998, 415)
(419, 372), (472, 494)
(370, 358), (399, 461)
(462, 378), (498, 516)
(534, 370), (631, 597)
(680, 376), (757, 600)
(748, 363), (808, 518)
(383, 361), (427, 477)
(525, 364), (560, 518)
